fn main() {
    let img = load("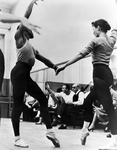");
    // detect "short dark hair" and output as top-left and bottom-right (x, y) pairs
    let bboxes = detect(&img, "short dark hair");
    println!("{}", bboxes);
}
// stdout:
(56, 88), (62, 93)
(64, 84), (70, 91)
(92, 19), (111, 33)
(17, 25), (34, 39)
